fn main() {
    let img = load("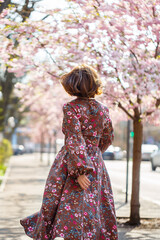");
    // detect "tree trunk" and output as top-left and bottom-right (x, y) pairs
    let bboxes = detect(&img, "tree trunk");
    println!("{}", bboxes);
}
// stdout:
(47, 137), (52, 166)
(130, 119), (143, 224)
(40, 132), (44, 163)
